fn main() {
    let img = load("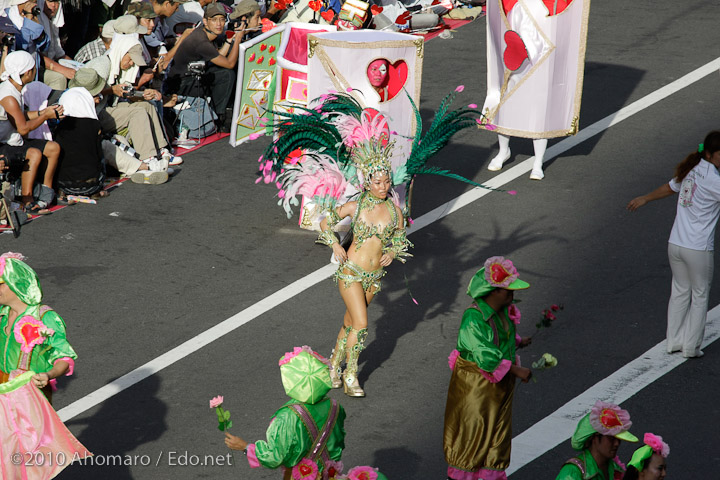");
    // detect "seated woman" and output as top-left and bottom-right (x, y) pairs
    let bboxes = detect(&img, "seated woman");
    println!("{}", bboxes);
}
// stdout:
(54, 87), (106, 198)
(0, 50), (63, 215)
